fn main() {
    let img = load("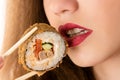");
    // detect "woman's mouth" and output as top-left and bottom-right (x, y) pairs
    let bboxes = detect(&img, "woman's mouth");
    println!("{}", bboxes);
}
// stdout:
(59, 23), (93, 47)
